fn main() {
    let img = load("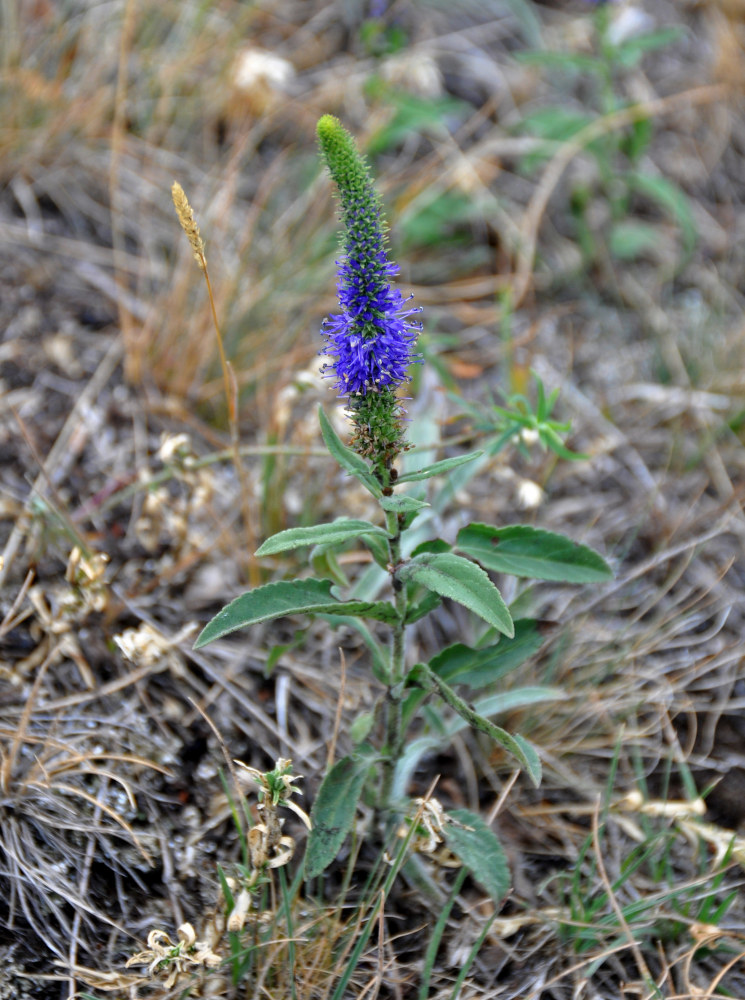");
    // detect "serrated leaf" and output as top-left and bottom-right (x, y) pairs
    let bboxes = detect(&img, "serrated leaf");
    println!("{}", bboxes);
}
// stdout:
(444, 809), (510, 904)
(456, 524), (612, 583)
(430, 619), (547, 688)
(395, 452), (482, 484)
(256, 519), (388, 556)
(193, 579), (398, 648)
(401, 552), (513, 637)
(305, 753), (372, 878)
(378, 495), (430, 513)
(318, 407), (382, 498)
